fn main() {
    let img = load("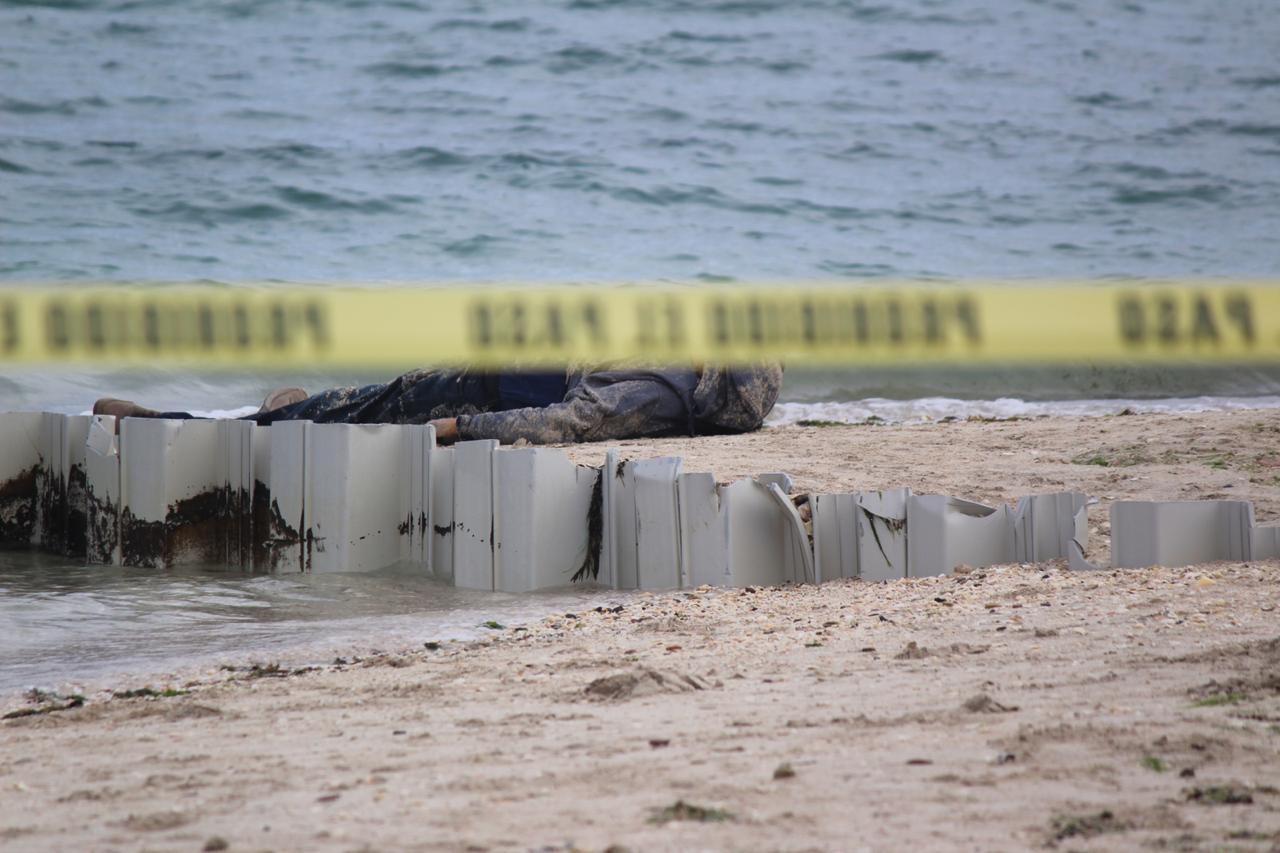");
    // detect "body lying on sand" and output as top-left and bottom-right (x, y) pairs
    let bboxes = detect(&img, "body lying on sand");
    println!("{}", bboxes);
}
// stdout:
(94, 363), (784, 444)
